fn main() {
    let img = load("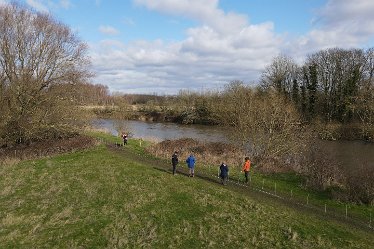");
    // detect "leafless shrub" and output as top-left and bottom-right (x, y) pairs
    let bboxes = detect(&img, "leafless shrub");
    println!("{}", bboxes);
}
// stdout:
(345, 165), (374, 205)
(146, 138), (245, 167)
(300, 144), (344, 191)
